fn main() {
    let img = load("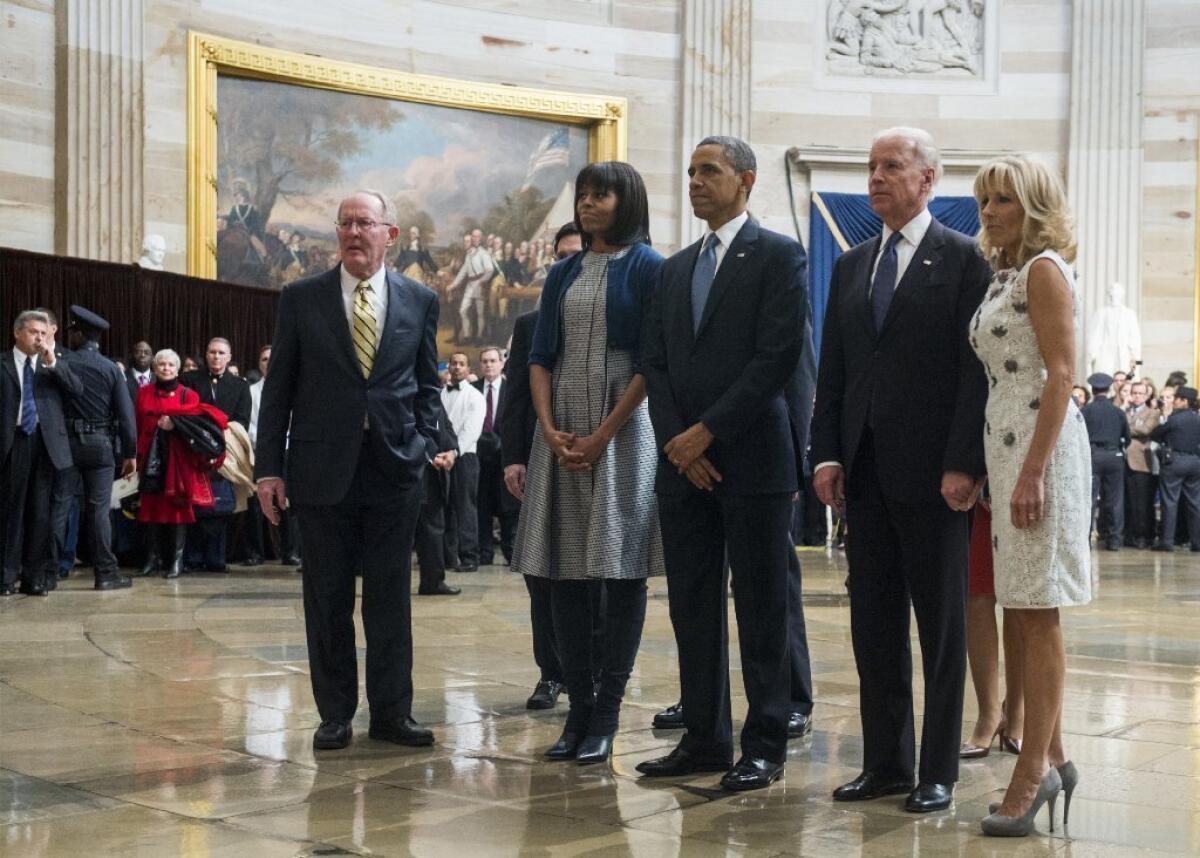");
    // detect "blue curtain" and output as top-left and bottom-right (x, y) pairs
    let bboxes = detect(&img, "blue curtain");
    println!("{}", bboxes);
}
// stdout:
(808, 192), (980, 358)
